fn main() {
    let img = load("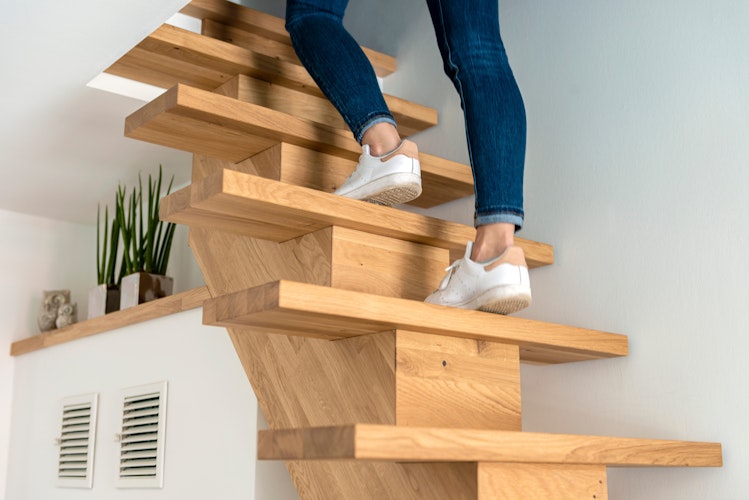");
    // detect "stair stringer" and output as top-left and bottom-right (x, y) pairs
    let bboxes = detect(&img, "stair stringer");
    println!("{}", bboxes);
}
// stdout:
(187, 212), (528, 498)
(227, 327), (482, 499)
(185, 148), (526, 497)
(187, 225), (515, 498)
